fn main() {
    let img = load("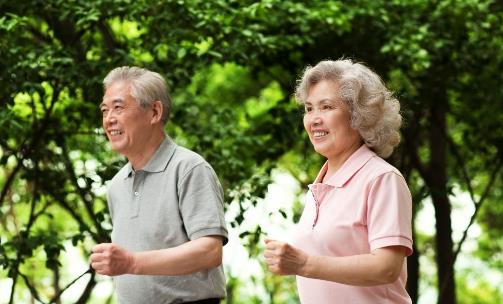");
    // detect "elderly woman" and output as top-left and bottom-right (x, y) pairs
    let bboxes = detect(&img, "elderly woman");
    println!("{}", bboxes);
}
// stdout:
(264, 59), (413, 303)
